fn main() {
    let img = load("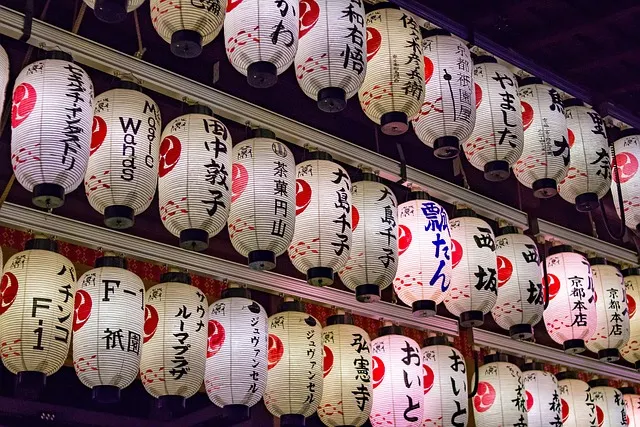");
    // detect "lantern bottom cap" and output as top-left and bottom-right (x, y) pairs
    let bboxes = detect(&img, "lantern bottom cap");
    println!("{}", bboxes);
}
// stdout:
(484, 160), (510, 182)
(170, 30), (202, 59)
(247, 61), (278, 89)
(459, 310), (484, 328)
(563, 339), (586, 354)
(317, 87), (347, 113)
(92, 385), (121, 404)
(94, 0), (128, 23)
(306, 267), (334, 287)
(532, 178), (557, 198)
(280, 414), (305, 427)
(509, 323), (534, 340)
(355, 284), (381, 303)
(575, 192), (600, 212)
(155, 395), (186, 416)
(379, 324), (403, 336)
(412, 299), (437, 317)
(433, 136), (460, 159)
(104, 205), (135, 229)
(380, 111), (408, 136)
(223, 404), (250, 423)
(15, 371), (46, 401)
(248, 250), (276, 271)
(32, 183), (65, 209)
(597, 348), (620, 362)
(179, 228), (209, 252)
(635, 361), (640, 371)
